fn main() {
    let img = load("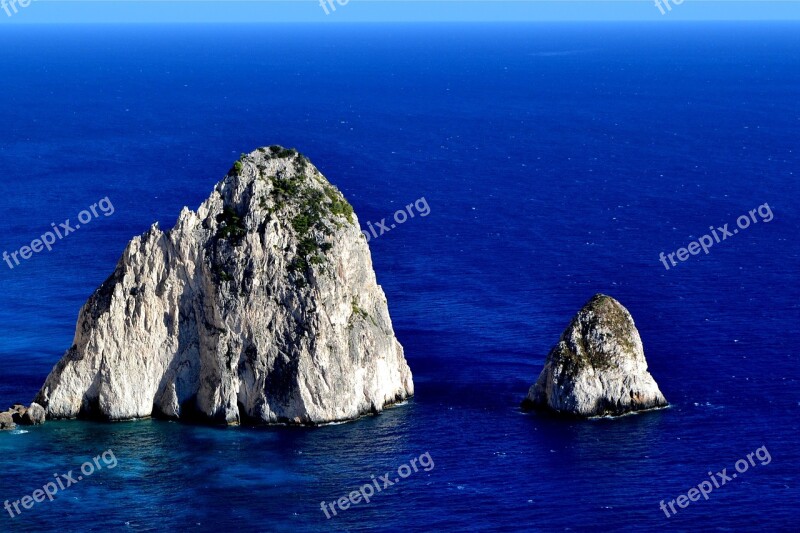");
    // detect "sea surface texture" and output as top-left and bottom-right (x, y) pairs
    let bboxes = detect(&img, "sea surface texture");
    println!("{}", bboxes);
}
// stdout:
(0, 23), (797, 531)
